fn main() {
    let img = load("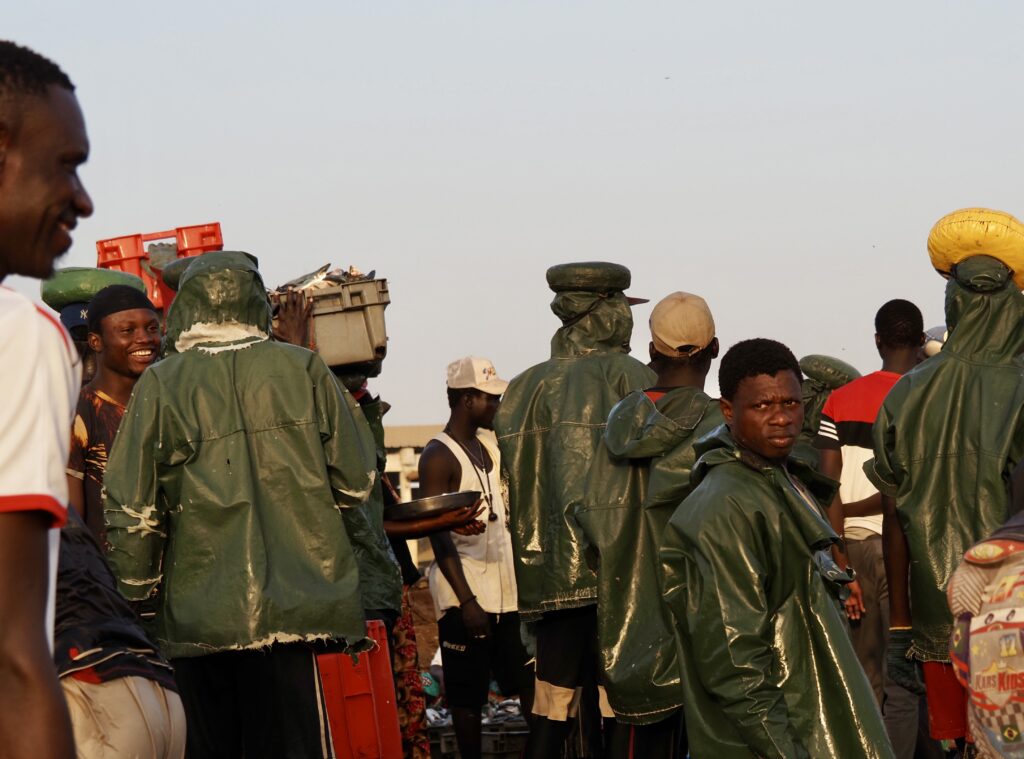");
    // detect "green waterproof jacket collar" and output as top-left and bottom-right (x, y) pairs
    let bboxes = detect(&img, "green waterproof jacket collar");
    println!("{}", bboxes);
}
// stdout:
(591, 386), (721, 724)
(104, 252), (378, 658)
(494, 300), (655, 616)
(867, 256), (1024, 660)
(661, 427), (893, 758)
